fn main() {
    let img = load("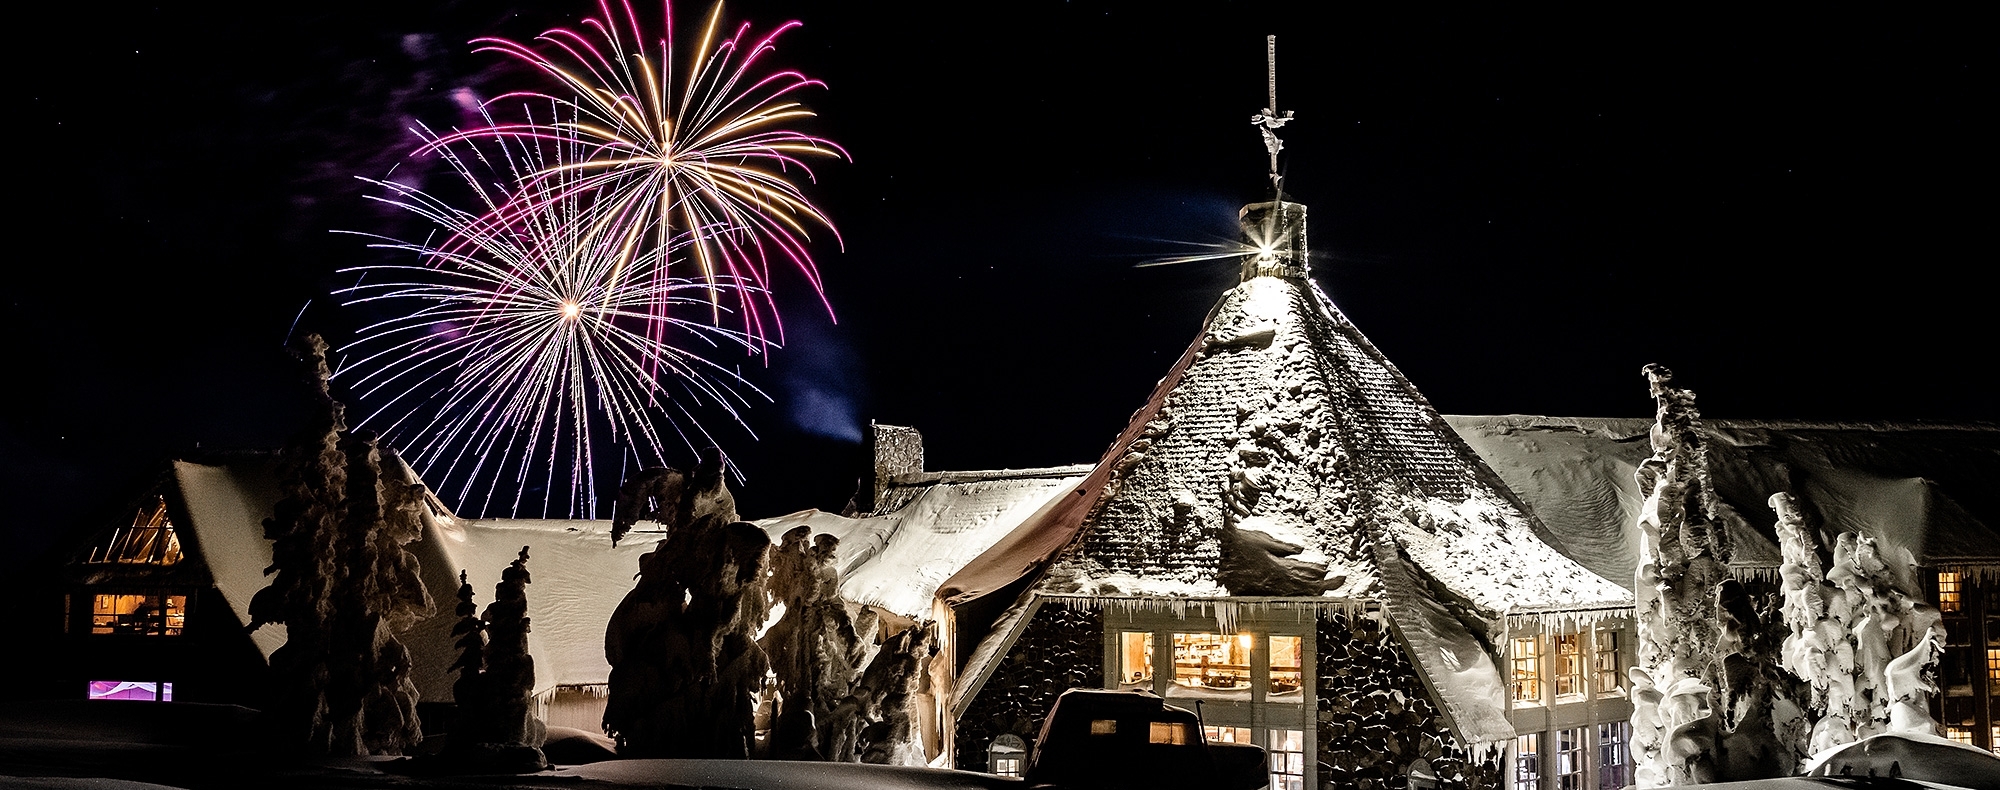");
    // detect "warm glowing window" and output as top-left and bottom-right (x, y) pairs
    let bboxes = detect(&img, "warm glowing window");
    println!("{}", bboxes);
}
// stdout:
(1172, 633), (1252, 690)
(1597, 722), (1631, 789)
(1149, 721), (1189, 745)
(1268, 729), (1306, 790)
(89, 680), (173, 701)
(1090, 719), (1118, 735)
(1205, 725), (1251, 744)
(89, 593), (187, 636)
(1269, 635), (1303, 696)
(1511, 637), (1543, 704)
(1554, 728), (1585, 790)
(988, 733), (1026, 777)
(1120, 632), (1154, 687)
(1991, 727), (2000, 757)
(1945, 727), (1973, 745)
(1554, 634), (1585, 698)
(1595, 629), (1625, 695)
(1937, 572), (1963, 613)
(1987, 649), (2000, 686)
(84, 497), (183, 566)
(1514, 732), (1541, 789)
